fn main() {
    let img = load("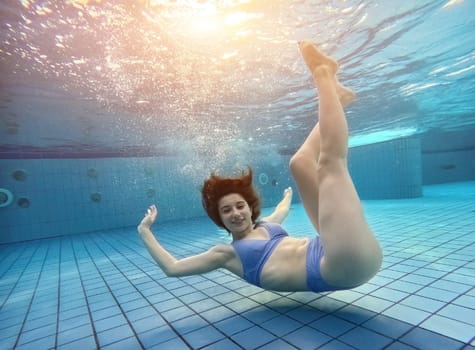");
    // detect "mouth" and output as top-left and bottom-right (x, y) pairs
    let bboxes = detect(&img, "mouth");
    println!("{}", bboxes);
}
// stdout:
(231, 219), (244, 226)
